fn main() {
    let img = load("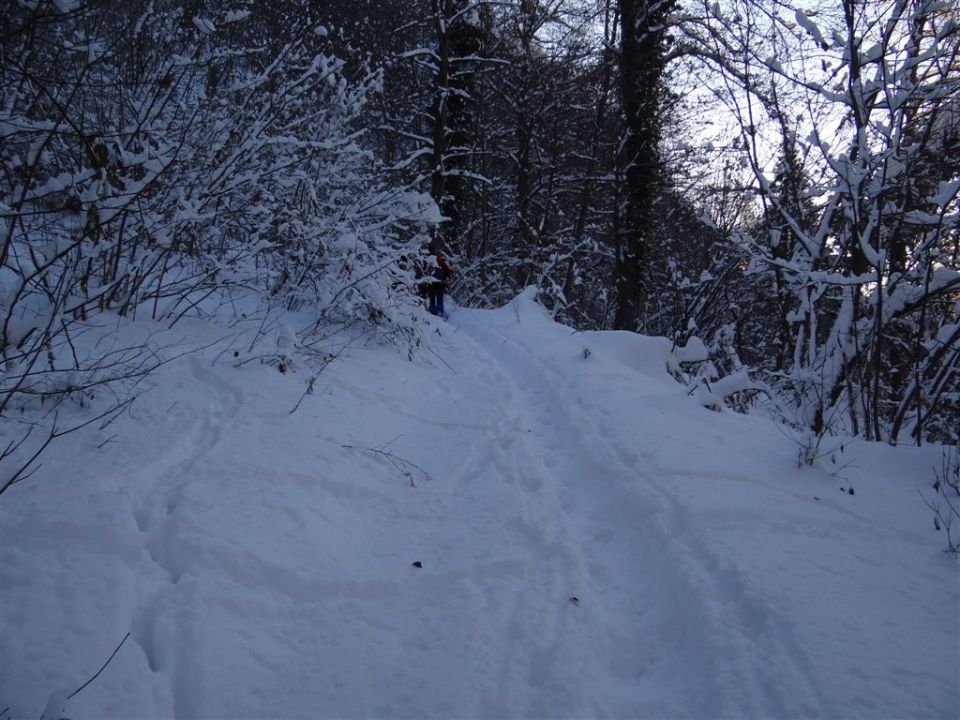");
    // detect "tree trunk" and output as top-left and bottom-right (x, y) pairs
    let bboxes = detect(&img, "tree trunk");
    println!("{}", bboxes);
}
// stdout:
(613, 0), (675, 330)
